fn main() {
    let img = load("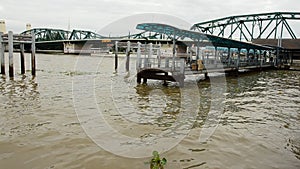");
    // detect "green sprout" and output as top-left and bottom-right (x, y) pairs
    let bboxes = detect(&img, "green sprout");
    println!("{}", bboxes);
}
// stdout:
(149, 151), (167, 169)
